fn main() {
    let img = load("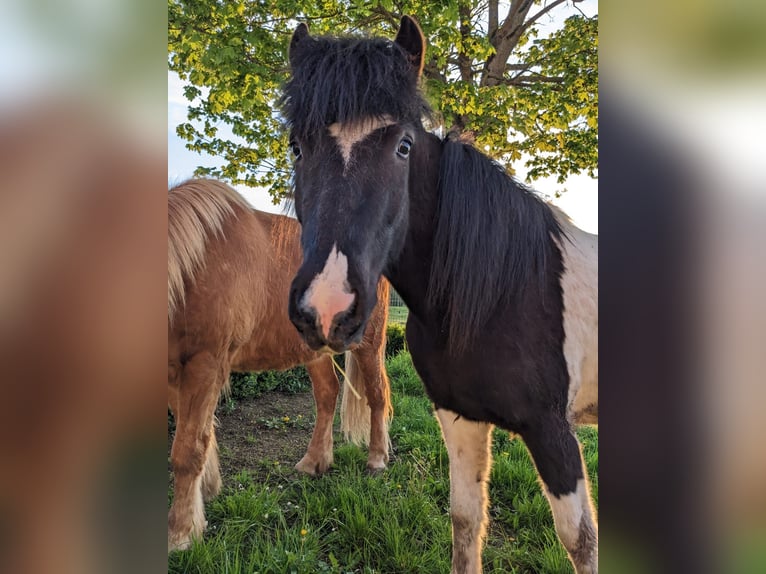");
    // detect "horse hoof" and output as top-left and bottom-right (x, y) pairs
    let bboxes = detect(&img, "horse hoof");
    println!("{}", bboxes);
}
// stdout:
(295, 455), (331, 476)
(365, 463), (386, 475)
(168, 517), (207, 554)
(168, 534), (191, 554)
